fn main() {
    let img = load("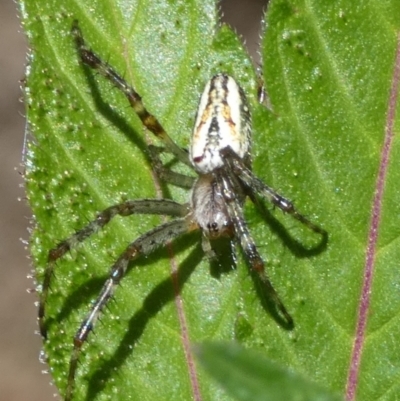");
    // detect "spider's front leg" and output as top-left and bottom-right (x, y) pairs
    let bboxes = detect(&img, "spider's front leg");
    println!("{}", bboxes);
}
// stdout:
(64, 215), (198, 401)
(39, 199), (188, 339)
